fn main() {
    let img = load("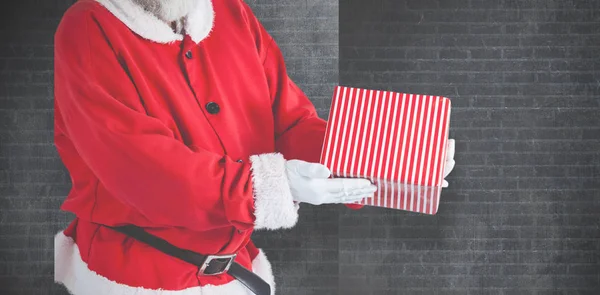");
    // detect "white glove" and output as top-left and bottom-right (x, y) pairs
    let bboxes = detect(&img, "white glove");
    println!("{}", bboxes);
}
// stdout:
(442, 139), (455, 188)
(285, 159), (377, 205)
